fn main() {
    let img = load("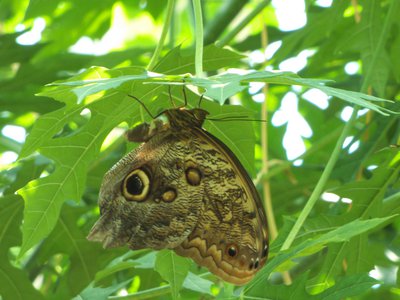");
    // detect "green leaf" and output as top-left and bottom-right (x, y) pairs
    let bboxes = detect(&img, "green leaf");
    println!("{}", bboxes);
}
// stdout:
(273, 2), (349, 63)
(46, 66), (153, 104)
(46, 67), (396, 116)
(19, 104), (85, 158)
(317, 274), (378, 300)
(242, 273), (377, 300)
(30, 204), (121, 298)
(188, 71), (396, 114)
(355, 0), (399, 96)
(0, 195), (44, 300)
(182, 272), (214, 295)
(18, 94), (139, 257)
(245, 216), (393, 294)
(72, 280), (131, 300)
(0, 195), (23, 255)
(17, 44), (257, 259)
(308, 149), (400, 291)
(241, 273), (311, 299)
(1, 155), (50, 194)
(52, 68), (394, 116)
(155, 250), (191, 299)
(3, 2), (400, 299)
(154, 44), (245, 74)
(46, 45), (244, 104)
(94, 251), (155, 282)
